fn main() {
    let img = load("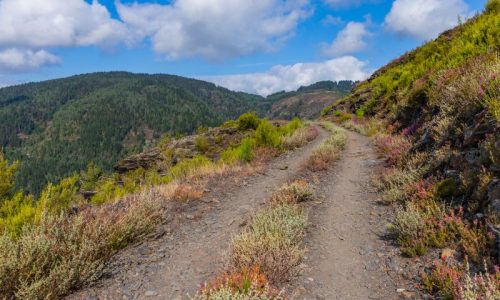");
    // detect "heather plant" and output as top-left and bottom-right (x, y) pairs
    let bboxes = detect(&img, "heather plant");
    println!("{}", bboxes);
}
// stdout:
(424, 259), (500, 300)
(0, 189), (162, 299)
(230, 203), (307, 284)
(271, 180), (314, 205)
(198, 266), (285, 300)
(306, 123), (346, 171)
